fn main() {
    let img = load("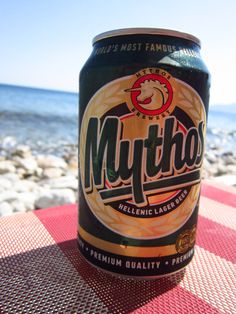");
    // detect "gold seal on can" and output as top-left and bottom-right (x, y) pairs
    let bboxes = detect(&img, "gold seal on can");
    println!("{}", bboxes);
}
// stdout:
(175, 225), (197, 253)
